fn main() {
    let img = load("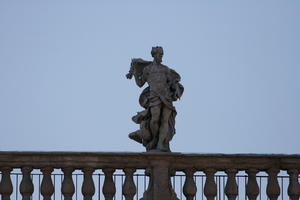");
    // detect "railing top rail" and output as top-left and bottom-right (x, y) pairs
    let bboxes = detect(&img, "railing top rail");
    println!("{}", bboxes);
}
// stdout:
(0, 151), (300, 170)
